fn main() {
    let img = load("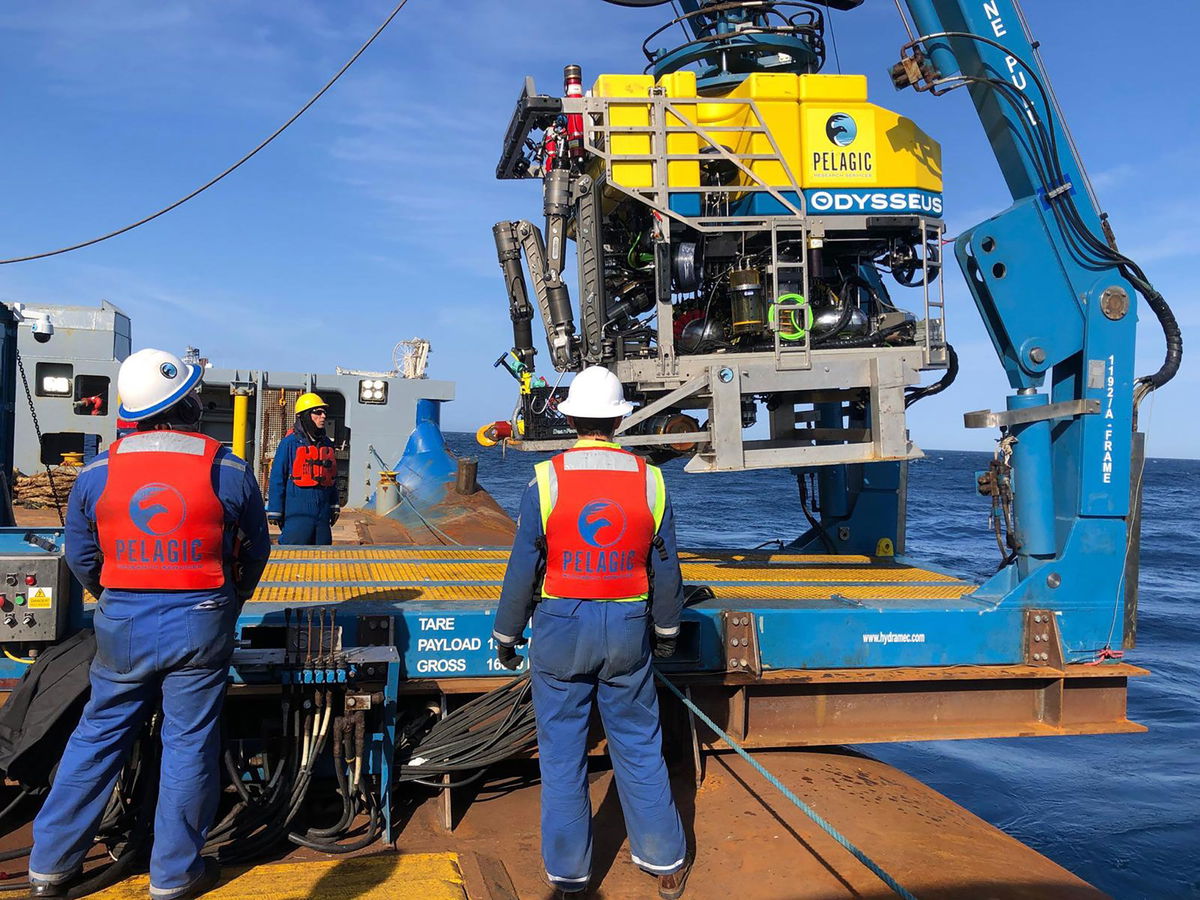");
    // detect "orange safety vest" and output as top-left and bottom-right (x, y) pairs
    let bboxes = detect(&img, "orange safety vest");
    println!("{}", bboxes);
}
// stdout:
(291, 442), (336, 488)
(95, 431), (226, 590)
(538, 442), (666, 601)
